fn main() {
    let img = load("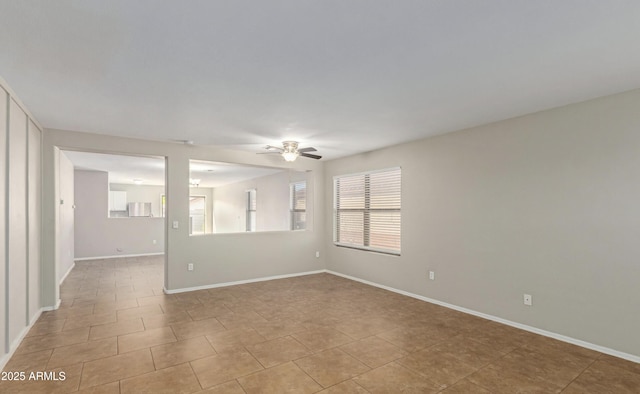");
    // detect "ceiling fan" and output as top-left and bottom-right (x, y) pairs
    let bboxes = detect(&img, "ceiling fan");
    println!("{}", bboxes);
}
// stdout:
(259, 141), (322, 162)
